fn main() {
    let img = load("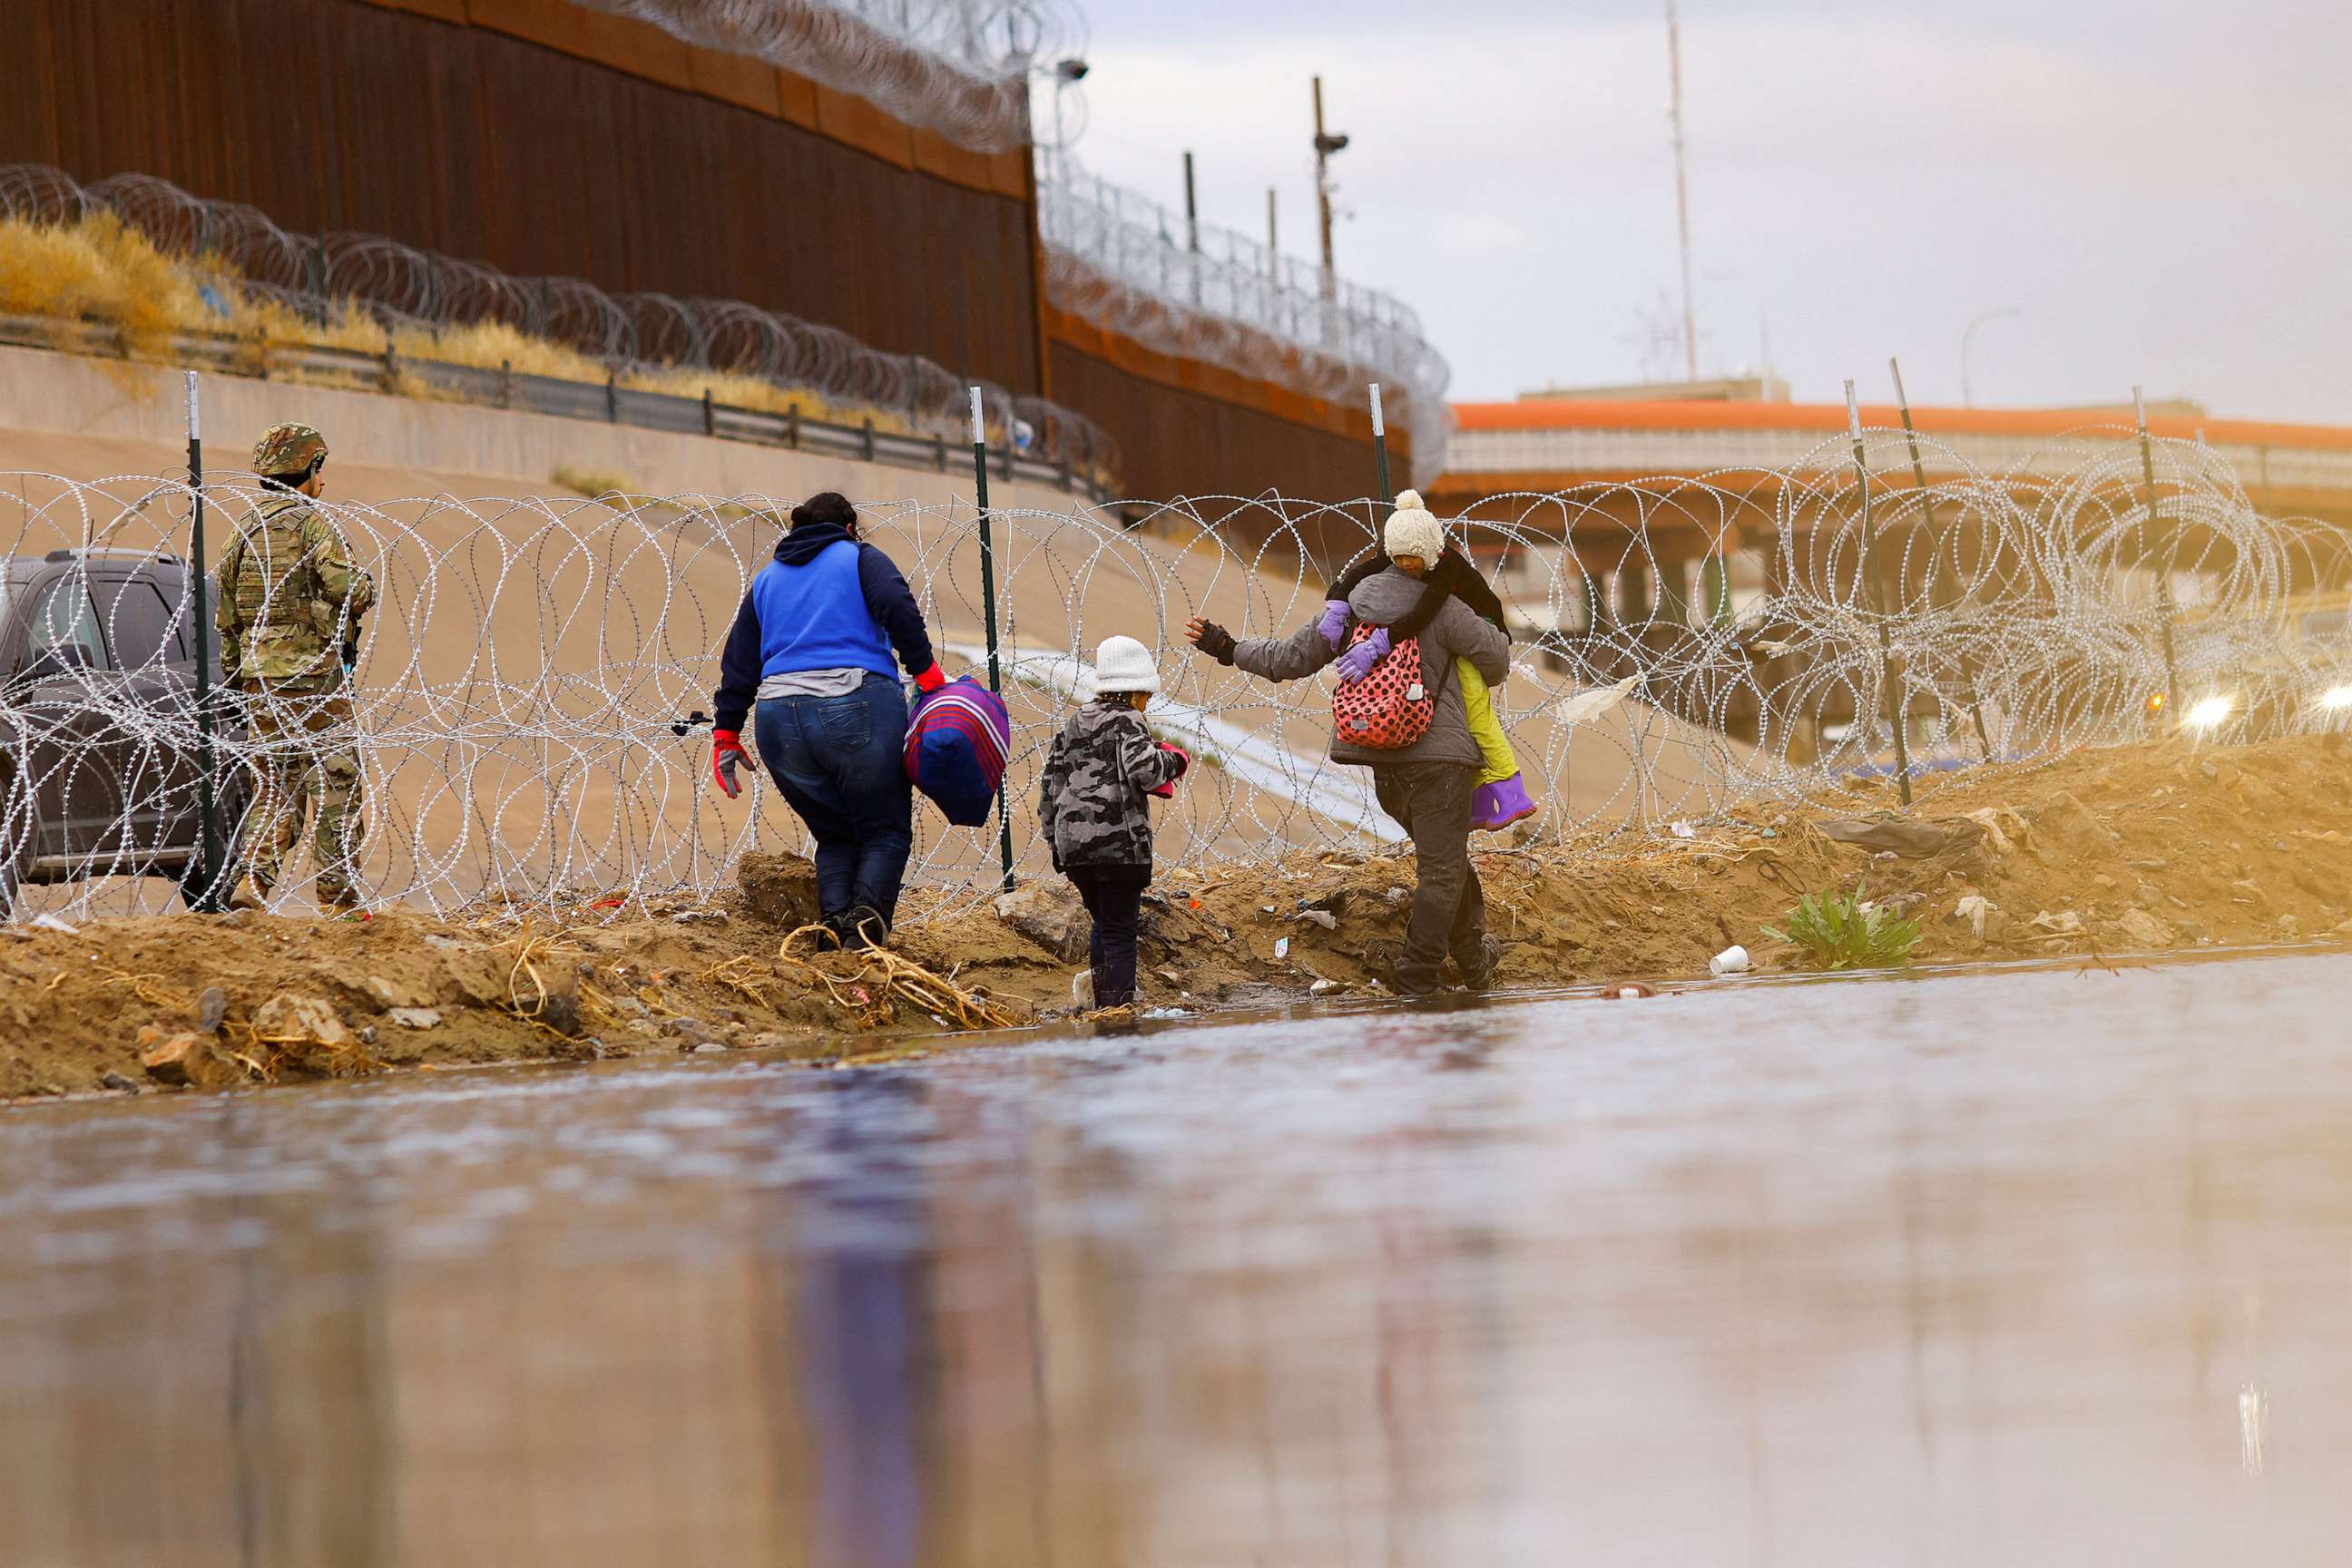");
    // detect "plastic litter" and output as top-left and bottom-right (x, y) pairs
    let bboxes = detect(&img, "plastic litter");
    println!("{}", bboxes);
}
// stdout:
(1273, 936), (1290, 960)
(1953, 894), (1998, 940)
(1709, 945), (1749, 975)
(1670, 821), (1697, 839)
(31, 914), (78, 936)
